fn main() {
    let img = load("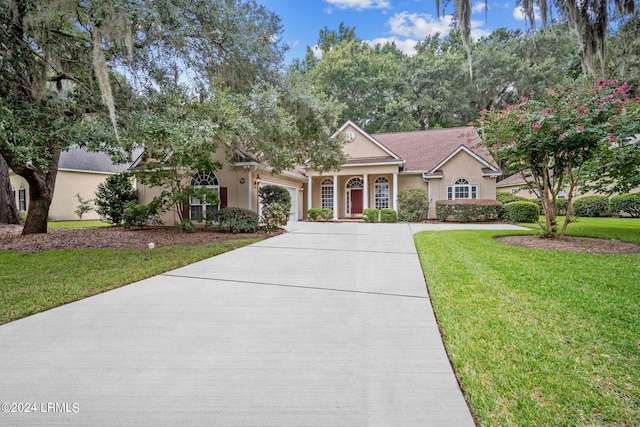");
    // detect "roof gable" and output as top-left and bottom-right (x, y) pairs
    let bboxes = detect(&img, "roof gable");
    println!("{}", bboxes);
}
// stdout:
(372, 127), (499, 174)
(335, 121), (401, 162)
